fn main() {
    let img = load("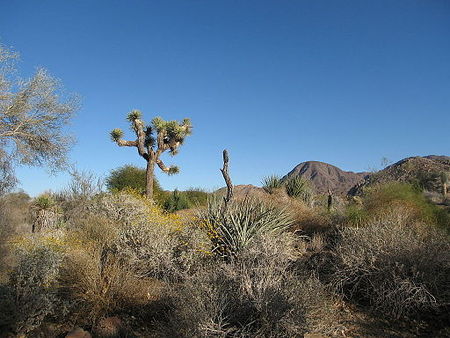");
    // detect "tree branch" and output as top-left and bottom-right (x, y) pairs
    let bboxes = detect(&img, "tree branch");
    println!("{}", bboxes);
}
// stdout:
(117, 139), (138, 147)
(132, 119), (149, 160)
